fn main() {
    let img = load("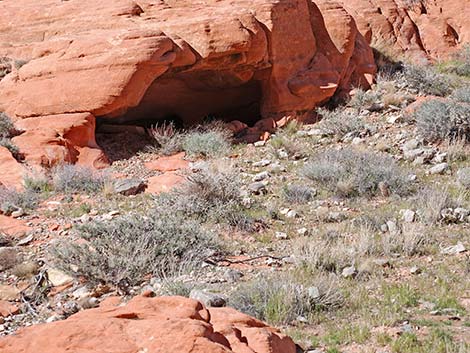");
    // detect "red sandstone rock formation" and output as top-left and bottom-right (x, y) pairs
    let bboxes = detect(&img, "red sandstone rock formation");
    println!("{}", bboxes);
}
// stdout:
(0, 295), (297, 353)
(0, 0), (376, 168)
(338, 0), (469, 61)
